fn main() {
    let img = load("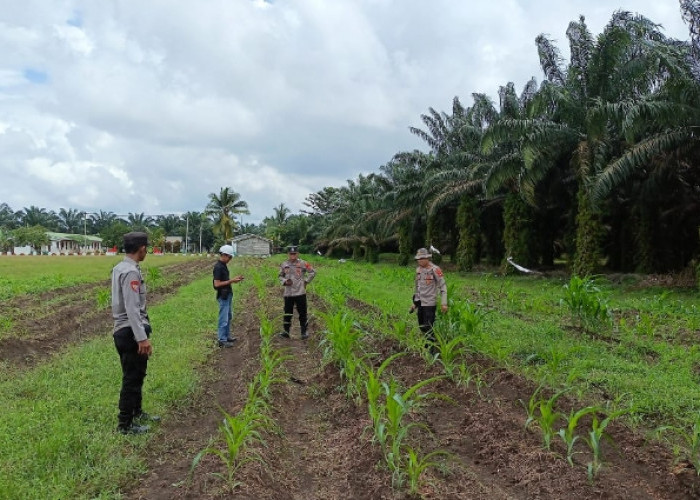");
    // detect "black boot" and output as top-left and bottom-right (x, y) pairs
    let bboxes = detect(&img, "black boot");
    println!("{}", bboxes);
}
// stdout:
(117, 420), (150, 435)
